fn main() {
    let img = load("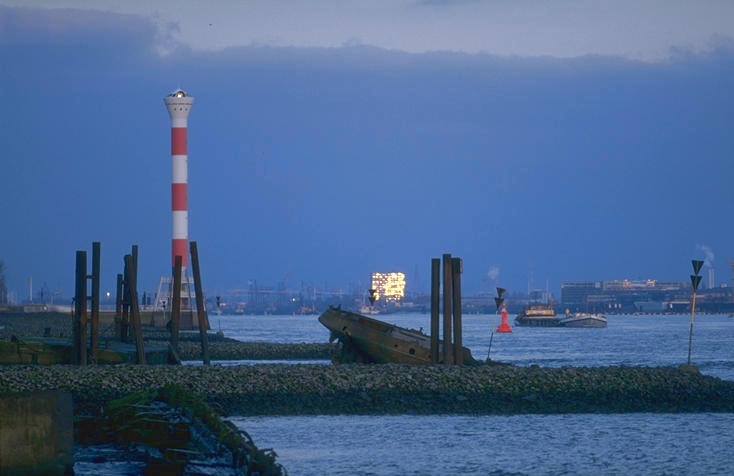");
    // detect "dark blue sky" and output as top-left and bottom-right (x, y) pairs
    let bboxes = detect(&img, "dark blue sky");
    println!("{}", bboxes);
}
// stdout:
(1, 6), (733, 300)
